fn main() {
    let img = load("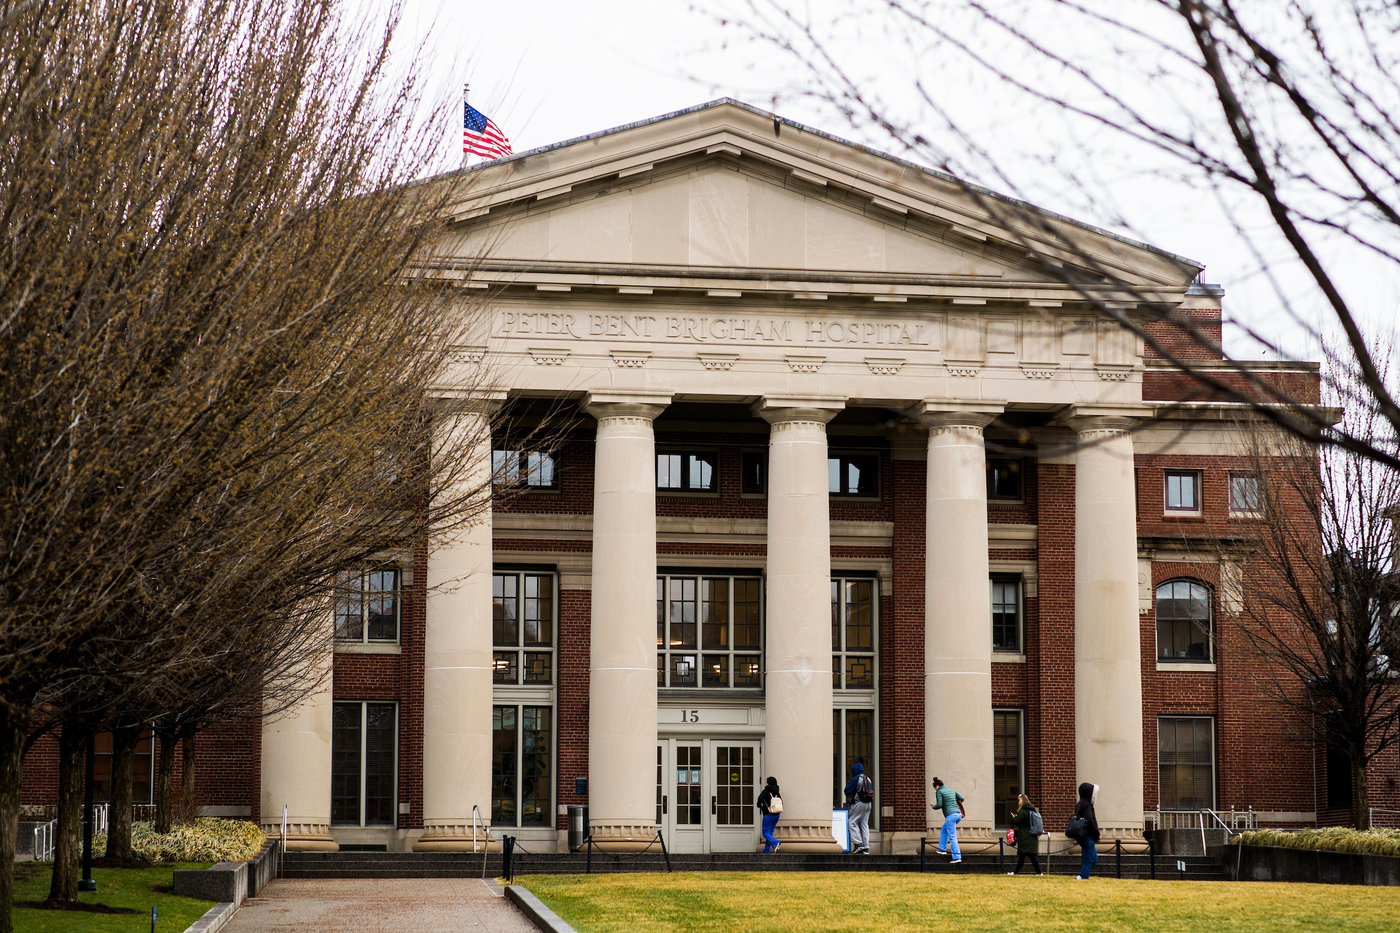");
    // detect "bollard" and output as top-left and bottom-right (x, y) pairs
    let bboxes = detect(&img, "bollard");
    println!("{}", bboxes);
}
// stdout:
(998, 838), (1005, 874)
(1115, 838), (1122, 879)
(657, 831), (672, 873)
(502, 835), (516, 883)
(919, 837), (927, 873)
(152, 906), (157, 933)
(586, 836), (593, 875)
